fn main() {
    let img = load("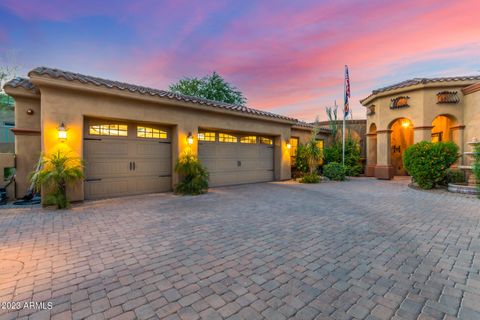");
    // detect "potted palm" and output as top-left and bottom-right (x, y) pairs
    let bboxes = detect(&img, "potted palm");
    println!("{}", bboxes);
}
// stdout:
(30, 150), (84, 209)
